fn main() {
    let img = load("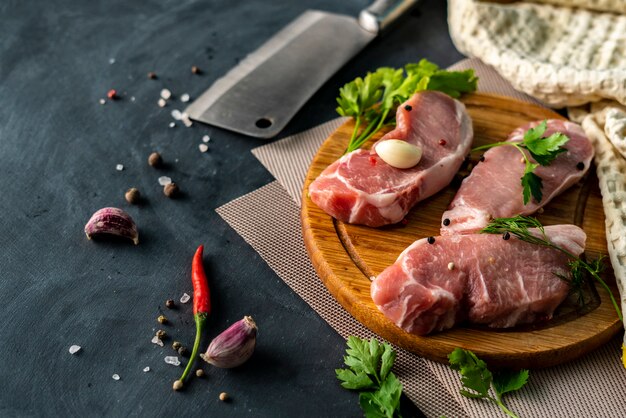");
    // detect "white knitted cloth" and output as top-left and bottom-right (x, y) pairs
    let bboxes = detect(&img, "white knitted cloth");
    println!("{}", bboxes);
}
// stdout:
(448, 0), (626, 107)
